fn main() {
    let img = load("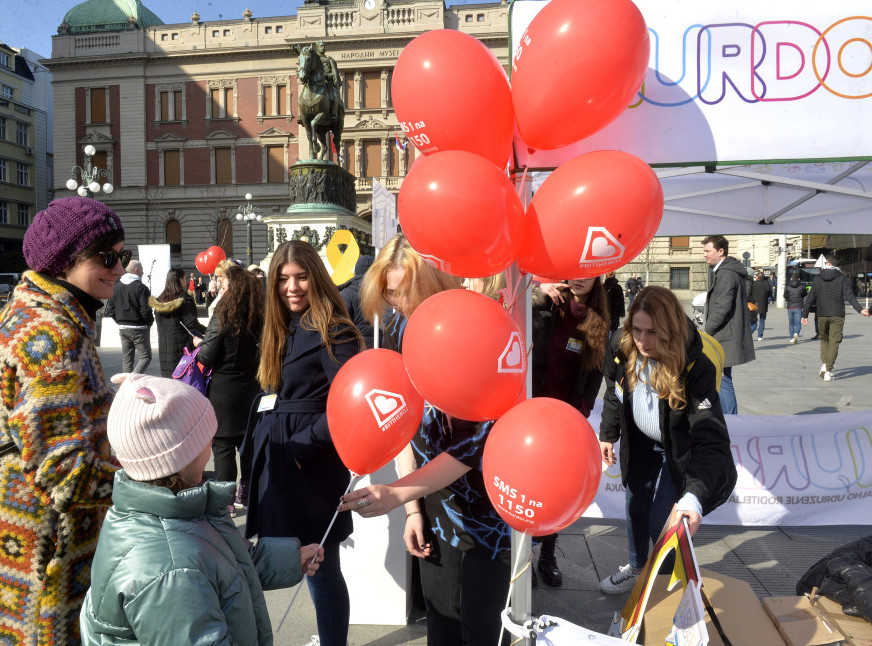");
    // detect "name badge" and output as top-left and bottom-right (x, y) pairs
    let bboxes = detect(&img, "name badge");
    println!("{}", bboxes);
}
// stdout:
(565, 338), (583, 353)
(257, 394), (278, 412)
(614, 383), (624, 403)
